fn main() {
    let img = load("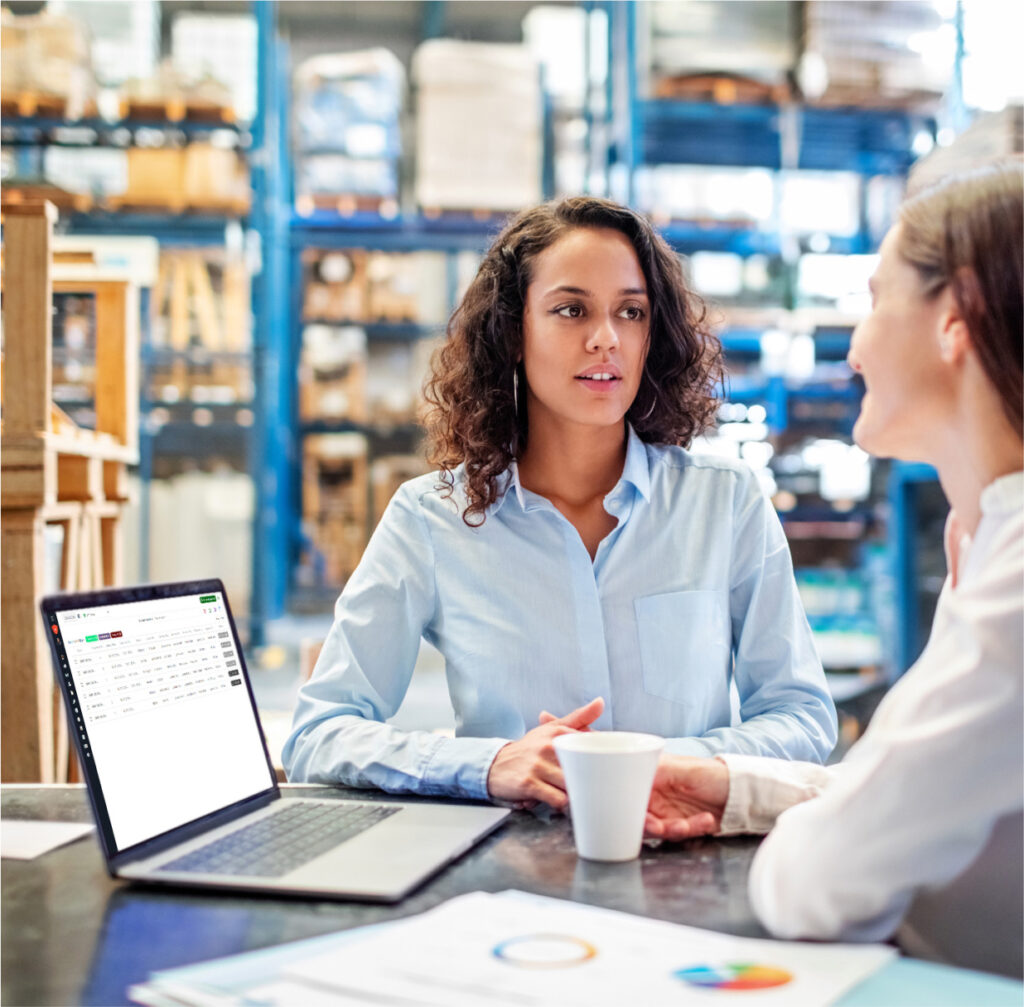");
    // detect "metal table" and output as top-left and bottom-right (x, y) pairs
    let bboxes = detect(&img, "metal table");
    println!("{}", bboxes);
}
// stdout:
(3, 785), (1021, 1007)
